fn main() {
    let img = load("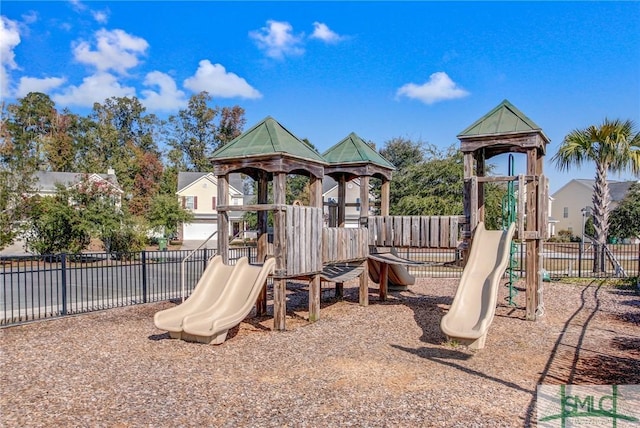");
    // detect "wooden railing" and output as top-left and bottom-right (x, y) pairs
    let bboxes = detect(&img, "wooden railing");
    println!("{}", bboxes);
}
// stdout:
(368, 215), (462, 249)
